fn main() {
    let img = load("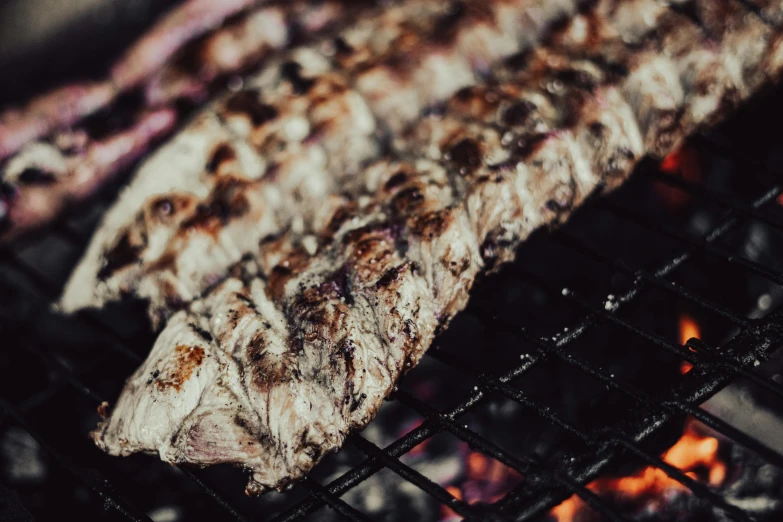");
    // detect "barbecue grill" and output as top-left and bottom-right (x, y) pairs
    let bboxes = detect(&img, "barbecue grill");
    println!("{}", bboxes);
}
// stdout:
(3, 2), (783, 521)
